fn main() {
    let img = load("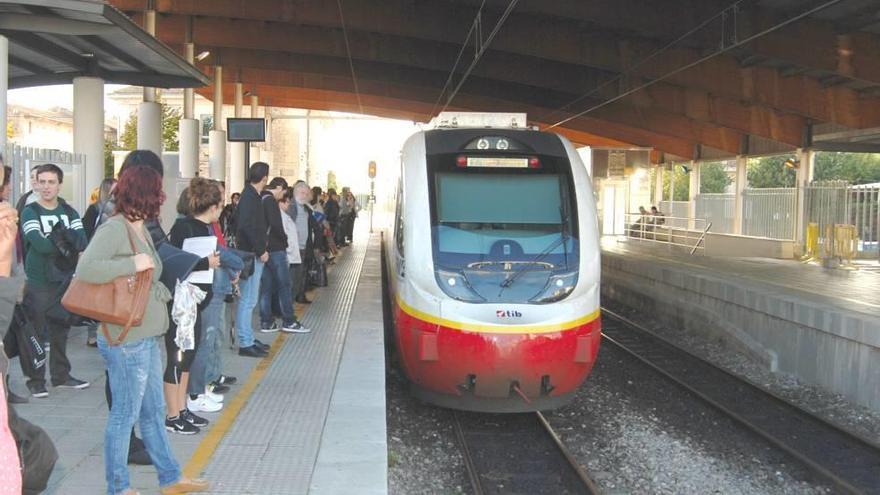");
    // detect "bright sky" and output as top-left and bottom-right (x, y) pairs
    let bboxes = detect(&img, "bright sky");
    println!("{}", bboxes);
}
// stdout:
(8, 84), (127, 115)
